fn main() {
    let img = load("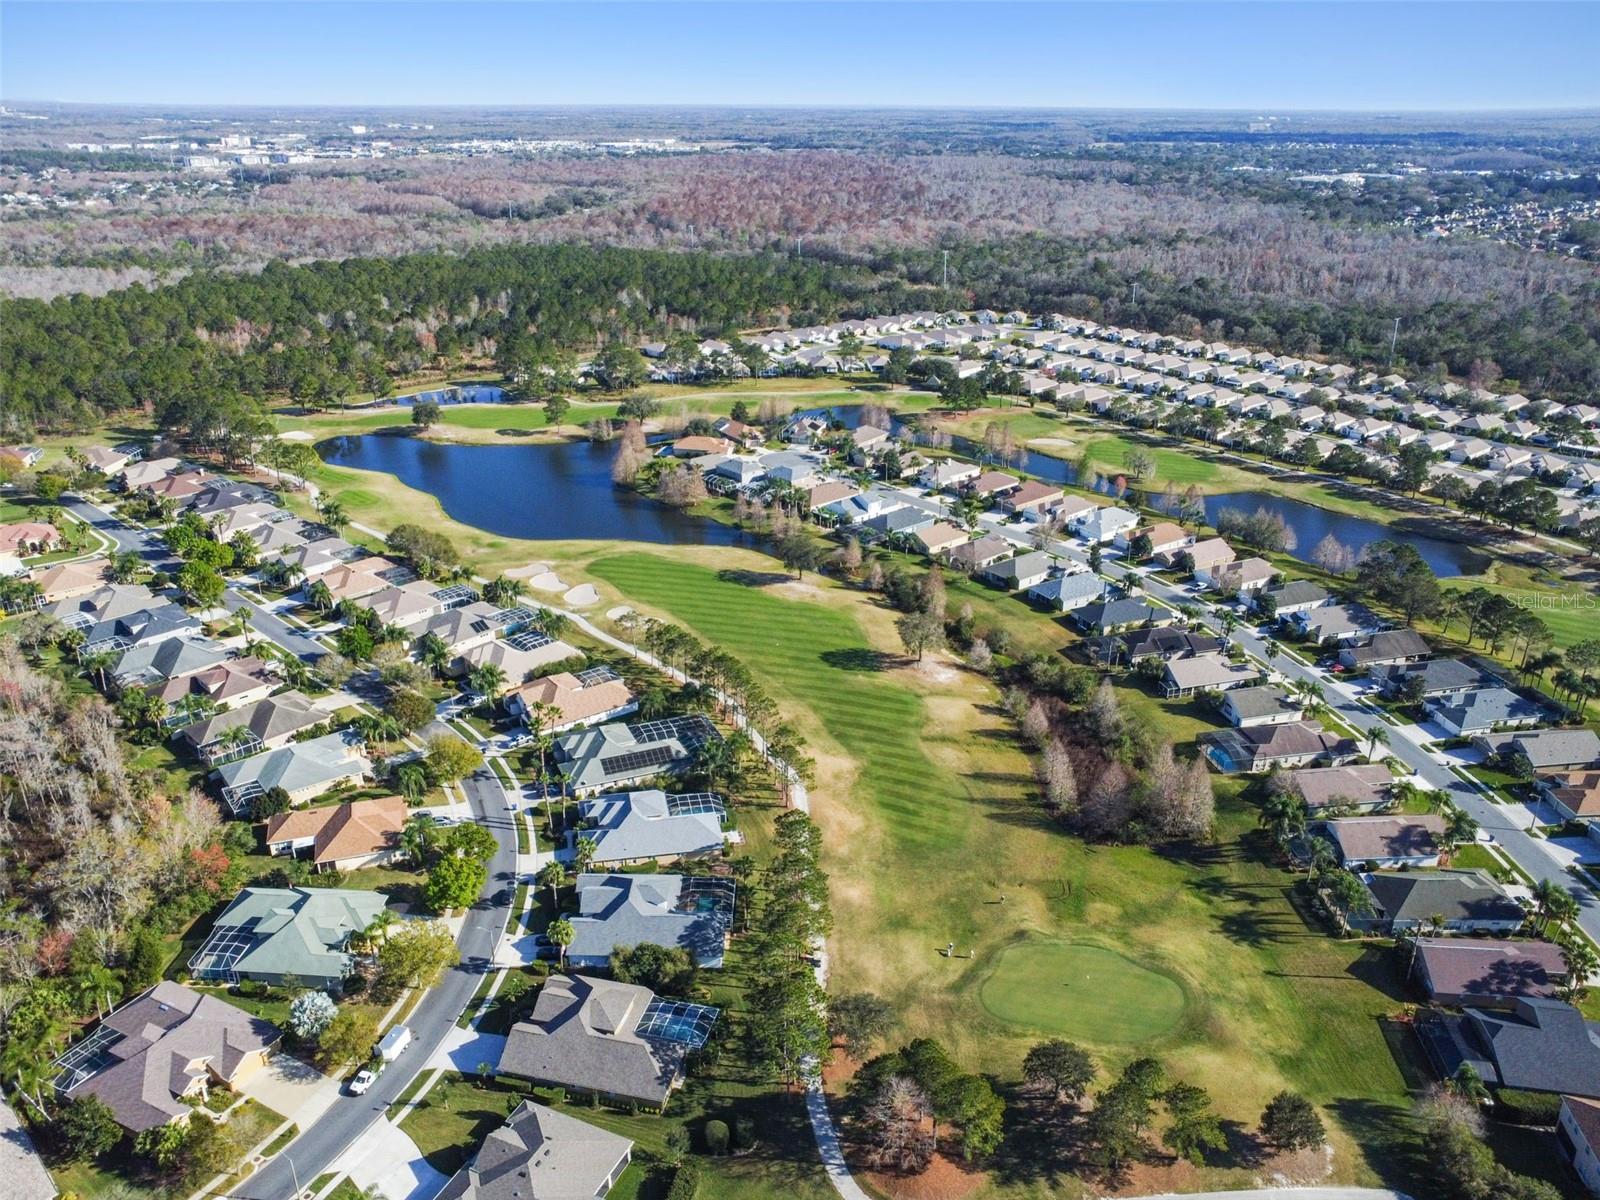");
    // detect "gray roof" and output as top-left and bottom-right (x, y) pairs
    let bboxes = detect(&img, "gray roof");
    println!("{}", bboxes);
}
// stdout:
(45, 582), (157, 624)
(1265, 580), (1330, 607)
(947, 534), (1012, 567)
(1415, 938), (1567, 1004)
(1079, 506), (1138, 537)
(1164, 653), (1257, 691)
(982, 550), (1053, 584)
(1361, 868), (1523, 925)
(67, 981), (279, 1132)
(1479, 727), (1600, 770)
(500, 974), (683, 1105)
(82, 602), (200, 649)
(1028, 571), (1104, 607)
(865, 506), (934, 535)
(214, 730), (370, 798)
(1372, 657), (1496, 696)
(1286, 764), (1394, 810)
(1298, 604), (1365, 639)
(436, 1101), (632, 1200)
(554, 715), (717, 792)
(1431, 687), (1545, 732)
(179, 690), (322, 749)
(578, 790), (725, 864)
(567, 873), (731, 967)
(200, 886), (388, 983)
(1223, 684), (1298, 720)
(1075, 598), (1162, 629)
(1344, 628), (1431, 665)
(0, 1098), (55, 1199)
(1463, 998), (1600, 1097)
(1324, 815), (1445, 863)
(114, 634), (228, 684)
